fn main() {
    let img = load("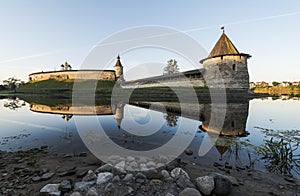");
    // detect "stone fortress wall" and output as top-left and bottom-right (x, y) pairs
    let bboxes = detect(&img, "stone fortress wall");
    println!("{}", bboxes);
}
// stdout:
(29, 70), (116, 82)
(122, 30), (251, 90)
(122, 70), (206, 89)
(28, 30), (251, 91)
